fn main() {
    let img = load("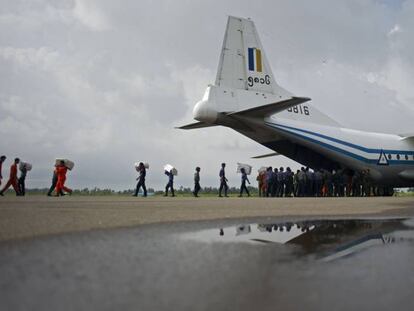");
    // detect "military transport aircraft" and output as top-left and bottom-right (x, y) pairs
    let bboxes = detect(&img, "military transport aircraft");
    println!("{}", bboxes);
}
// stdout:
(179, 16), (414, 193)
